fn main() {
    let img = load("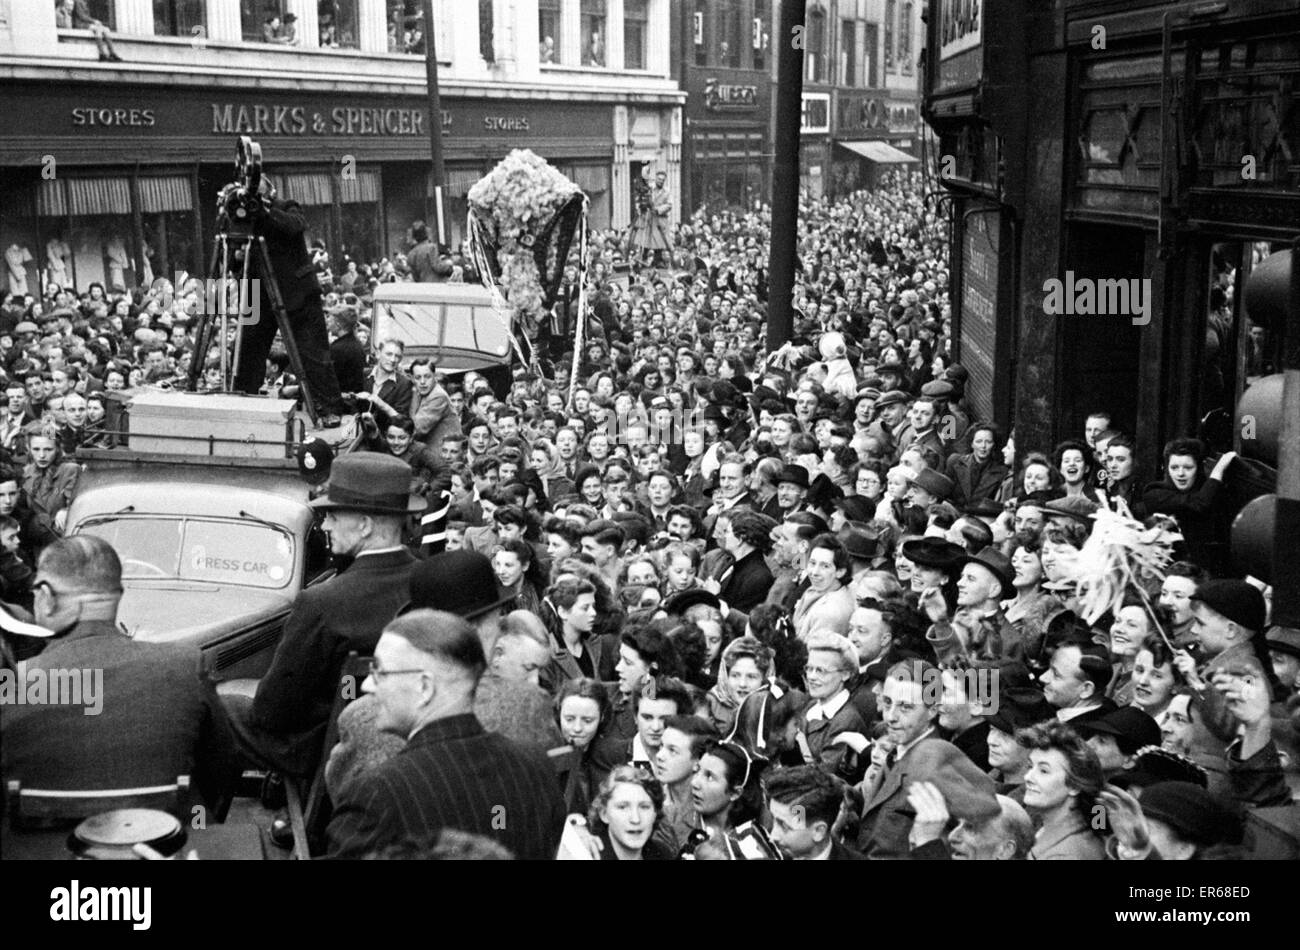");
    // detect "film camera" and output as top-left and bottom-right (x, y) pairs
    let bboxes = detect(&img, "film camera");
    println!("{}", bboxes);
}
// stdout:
(216, 135), (273, 227)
